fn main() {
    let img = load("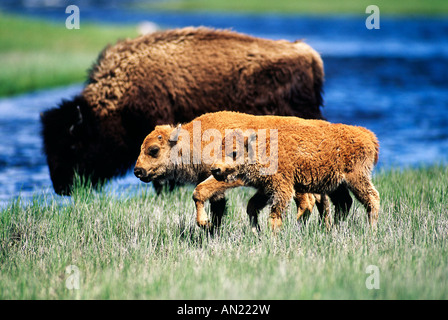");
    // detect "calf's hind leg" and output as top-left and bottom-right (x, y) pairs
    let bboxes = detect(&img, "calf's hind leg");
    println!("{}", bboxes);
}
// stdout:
(346, 175), (380, 229)
(295, 193), (316, 223)
(295, 193), (331, 229)
(328, 184), (353, 222)
(247, 190), (269, 233)
(269, 187), (295, 231)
